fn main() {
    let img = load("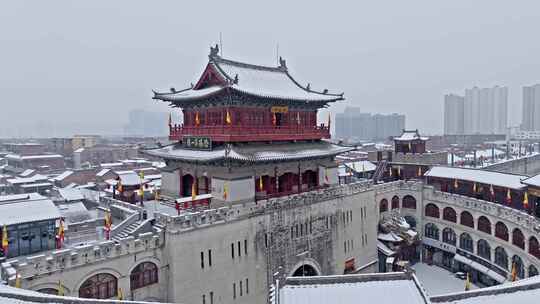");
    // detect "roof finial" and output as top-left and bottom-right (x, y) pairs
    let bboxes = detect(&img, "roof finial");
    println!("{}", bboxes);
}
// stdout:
(306, 83), (311, 91)
(170, 87), (176, 93)
(233, 74), (239, 84)
(323, 89), (328, 94)
(209, 44), (220, 58)
(279, 56), (287, 70)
